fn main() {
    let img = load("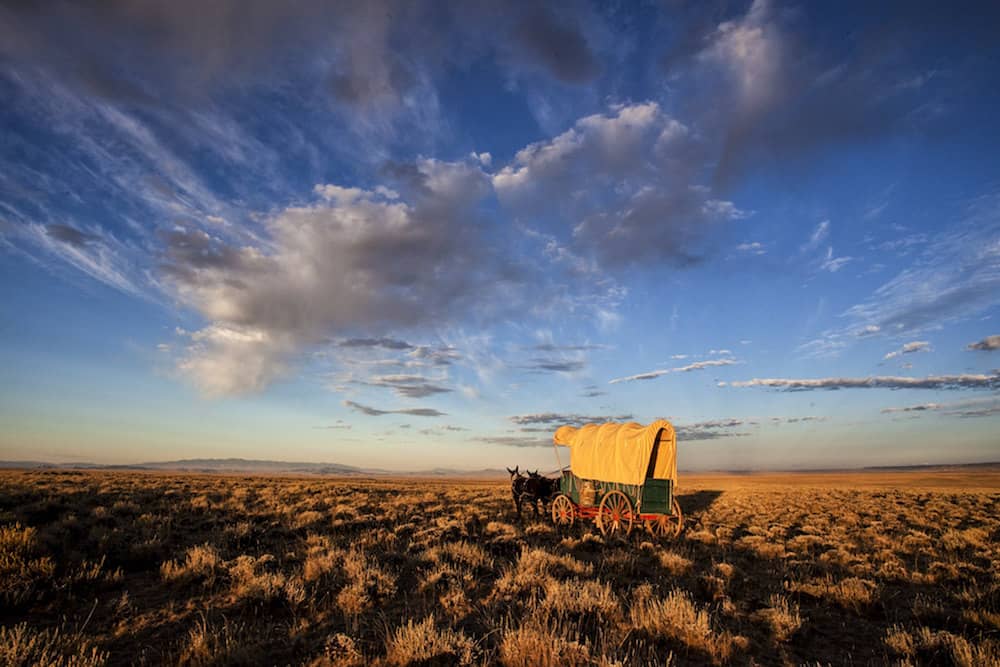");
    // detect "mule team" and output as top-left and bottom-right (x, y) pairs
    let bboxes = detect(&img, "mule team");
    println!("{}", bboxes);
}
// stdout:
(506, 466), (559, 519)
